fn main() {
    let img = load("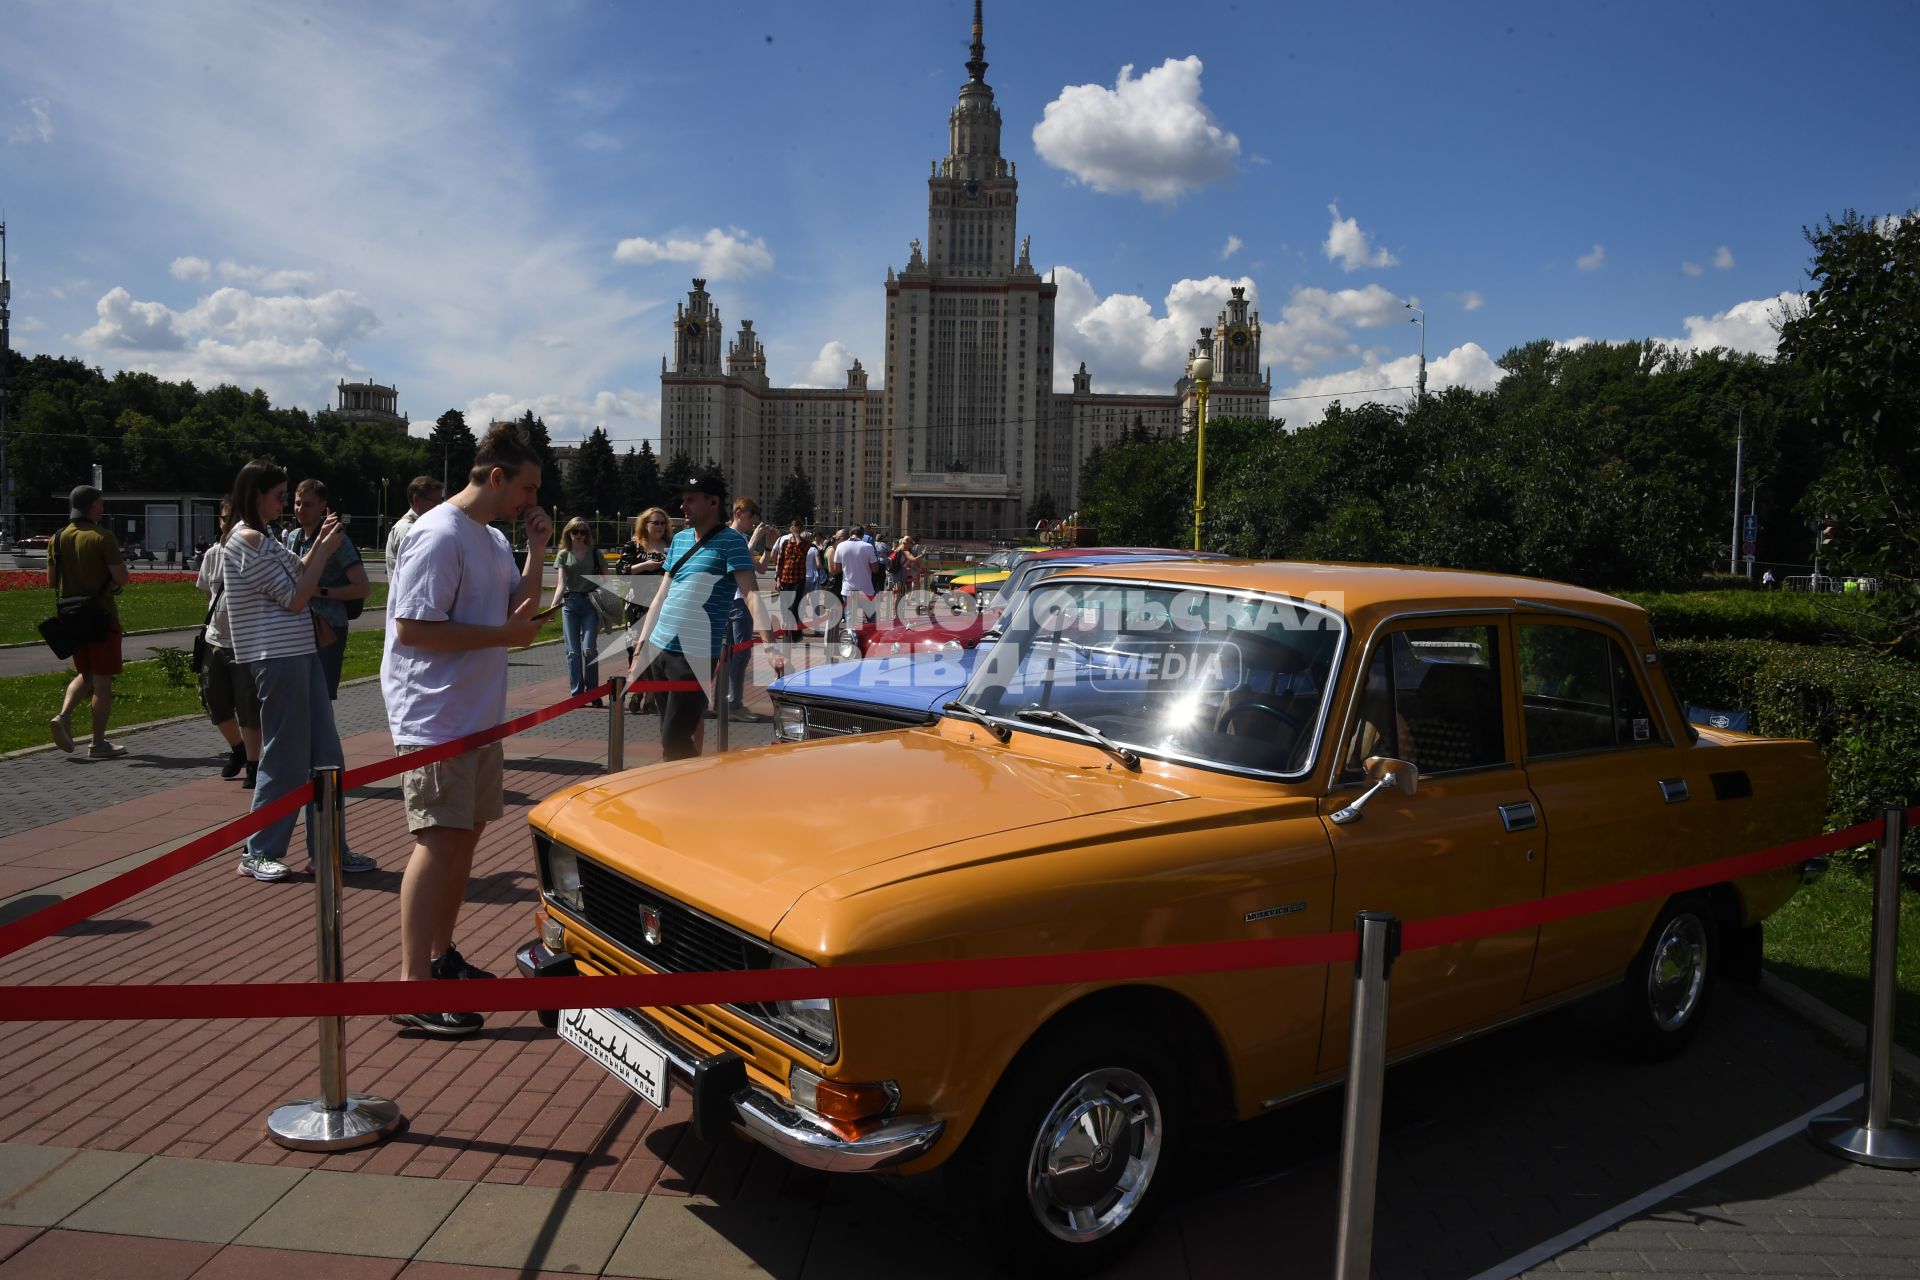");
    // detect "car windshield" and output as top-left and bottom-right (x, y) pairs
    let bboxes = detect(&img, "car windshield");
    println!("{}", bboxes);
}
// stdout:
(960, 579), (1346, 777)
